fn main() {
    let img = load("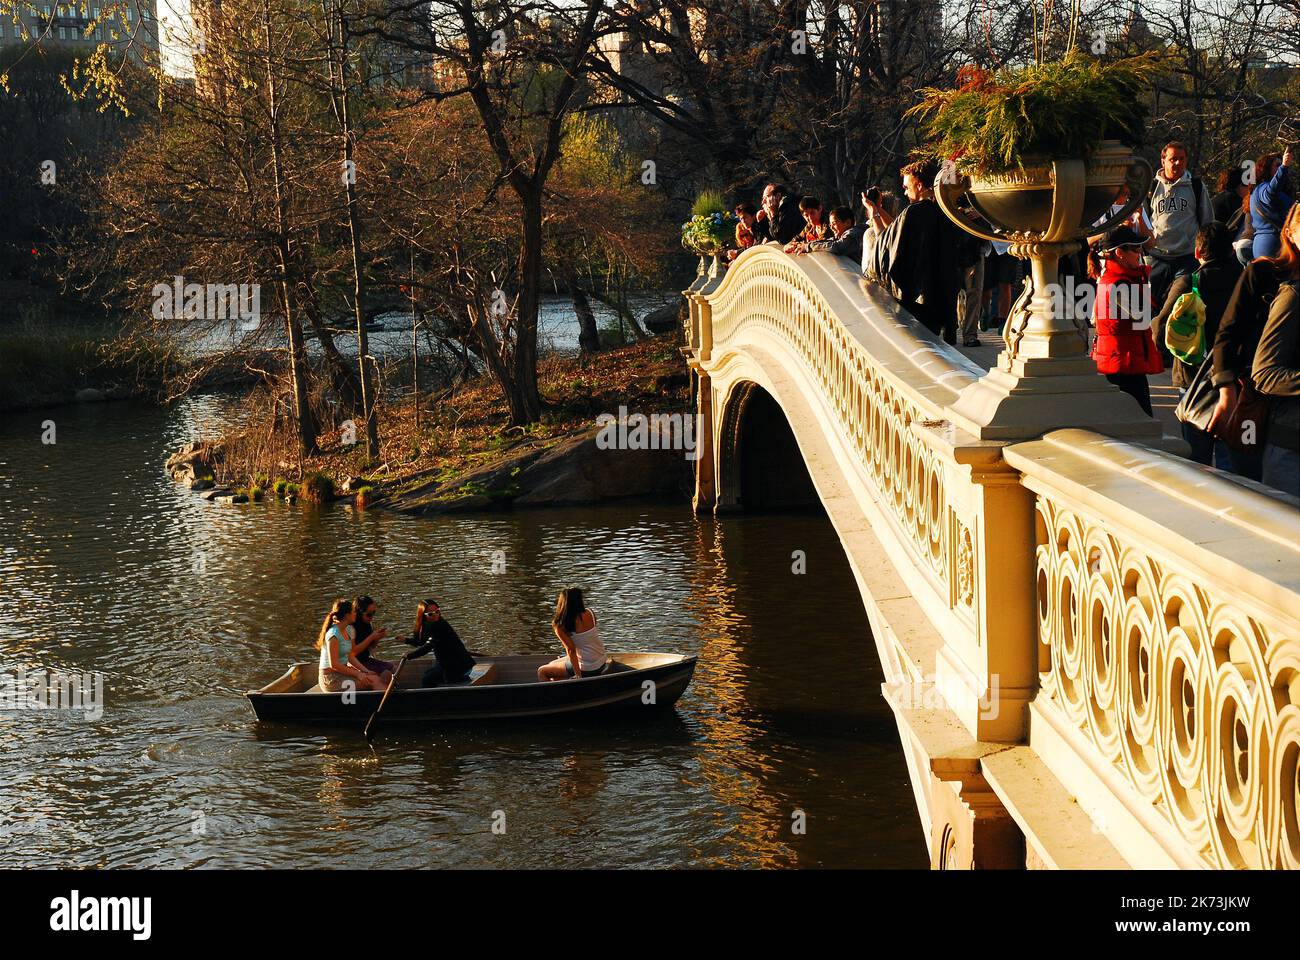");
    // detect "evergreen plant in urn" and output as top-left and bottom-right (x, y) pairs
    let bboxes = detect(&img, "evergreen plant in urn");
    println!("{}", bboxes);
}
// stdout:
(909, 19), (1165, 441)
